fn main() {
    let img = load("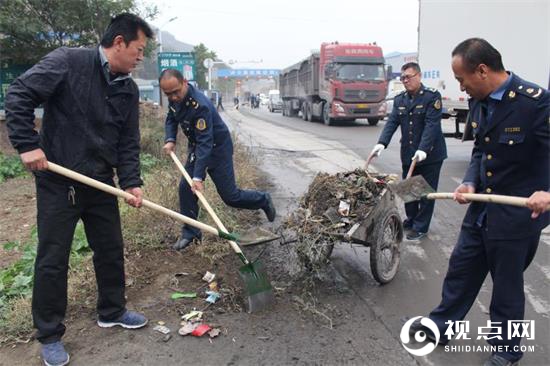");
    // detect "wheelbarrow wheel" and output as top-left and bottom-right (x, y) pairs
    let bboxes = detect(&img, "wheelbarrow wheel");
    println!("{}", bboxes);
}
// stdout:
(370, 208), (403, 284)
